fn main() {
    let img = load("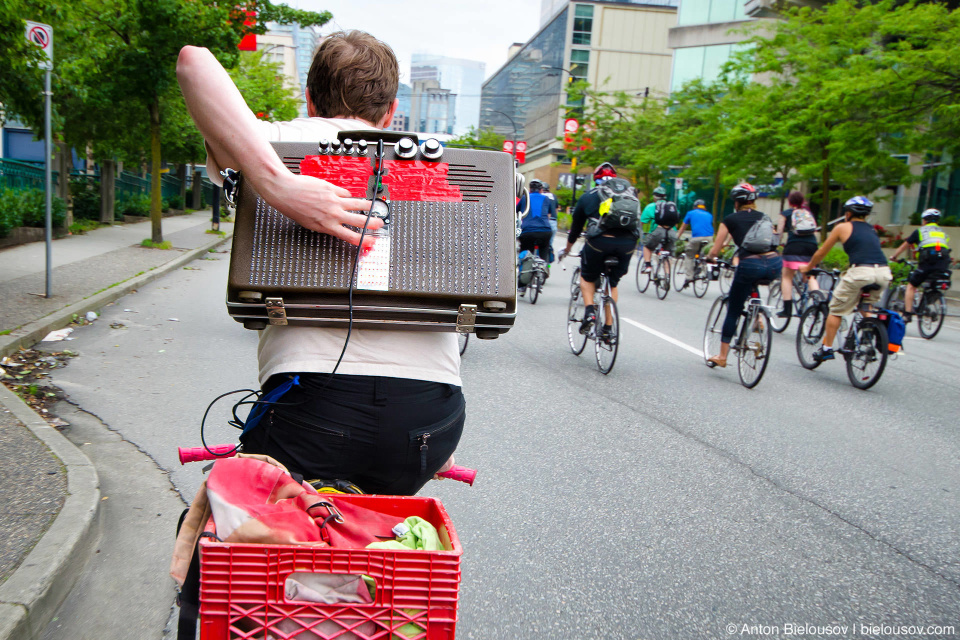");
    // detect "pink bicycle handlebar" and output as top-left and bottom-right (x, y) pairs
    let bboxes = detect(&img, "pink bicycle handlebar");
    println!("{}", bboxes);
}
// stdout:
(177, 445), (476, 486)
